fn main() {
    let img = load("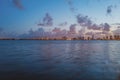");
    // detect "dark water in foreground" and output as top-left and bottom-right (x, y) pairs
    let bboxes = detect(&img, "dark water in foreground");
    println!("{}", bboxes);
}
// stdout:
(0, 40), (120, 80)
